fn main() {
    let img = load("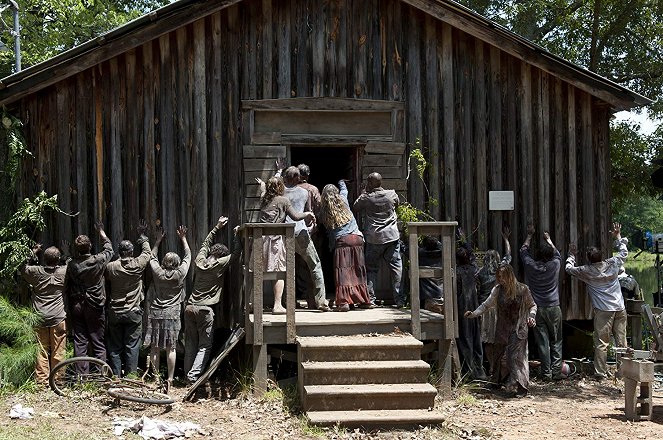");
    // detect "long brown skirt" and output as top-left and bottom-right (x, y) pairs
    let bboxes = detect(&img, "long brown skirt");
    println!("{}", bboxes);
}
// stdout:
(334, 234), (370, 306)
